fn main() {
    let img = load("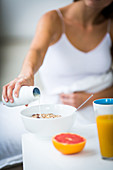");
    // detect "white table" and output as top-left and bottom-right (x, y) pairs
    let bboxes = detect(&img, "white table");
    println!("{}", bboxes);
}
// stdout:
(22, 124), (113, 170)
